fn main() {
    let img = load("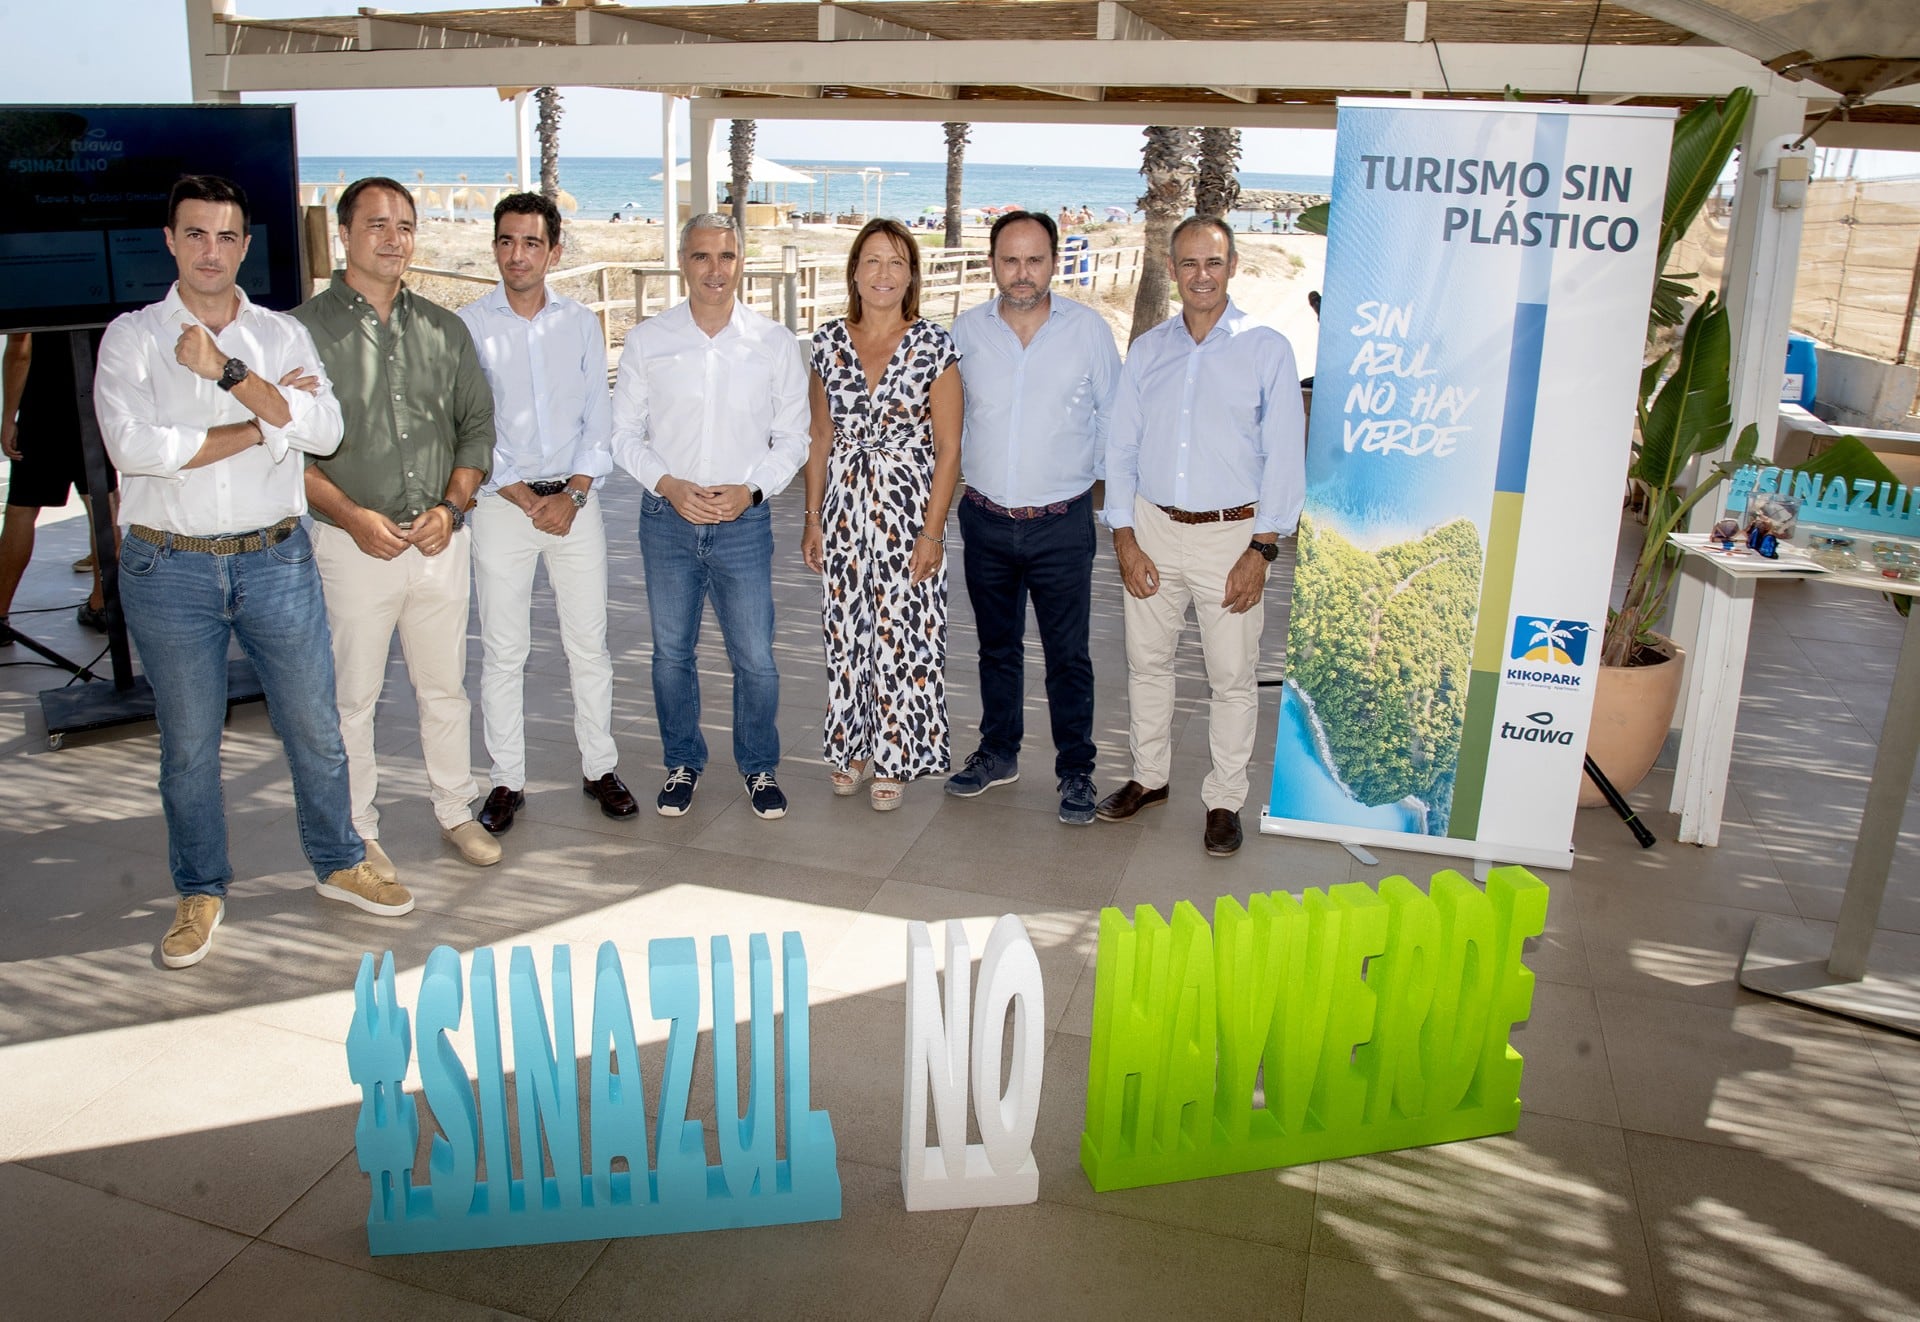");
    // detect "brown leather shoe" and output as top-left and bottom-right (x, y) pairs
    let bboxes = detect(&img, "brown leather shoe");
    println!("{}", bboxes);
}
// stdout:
(1095, 780), (1170, 822)
(1204, 808), (1243, 857)
(583, 772), (639, 819)
(477, 786), (524, 835)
